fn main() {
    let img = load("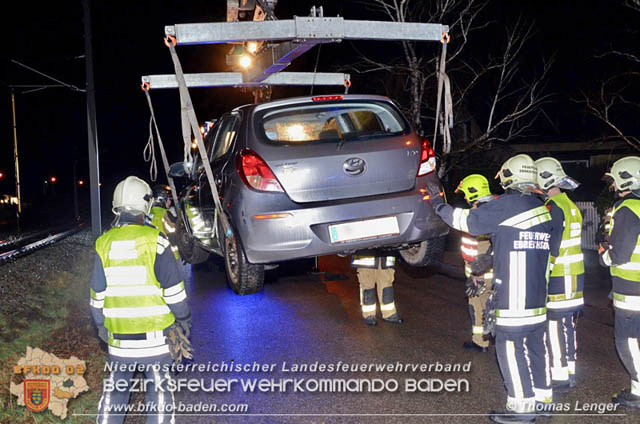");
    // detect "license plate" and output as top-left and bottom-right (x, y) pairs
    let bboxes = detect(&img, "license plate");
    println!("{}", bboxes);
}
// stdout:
(329, 216), (400, 244)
